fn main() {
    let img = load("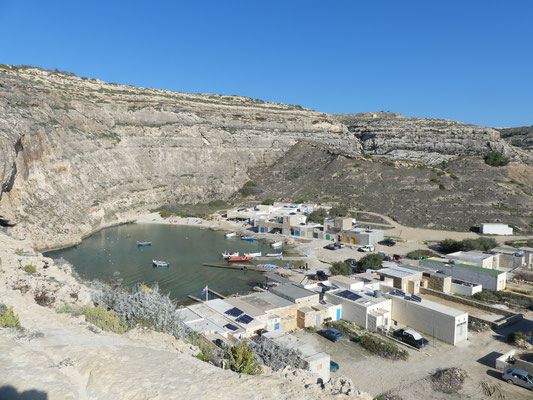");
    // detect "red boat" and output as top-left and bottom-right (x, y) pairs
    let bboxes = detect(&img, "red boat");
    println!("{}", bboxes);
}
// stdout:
(227, 257), (253, 262)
